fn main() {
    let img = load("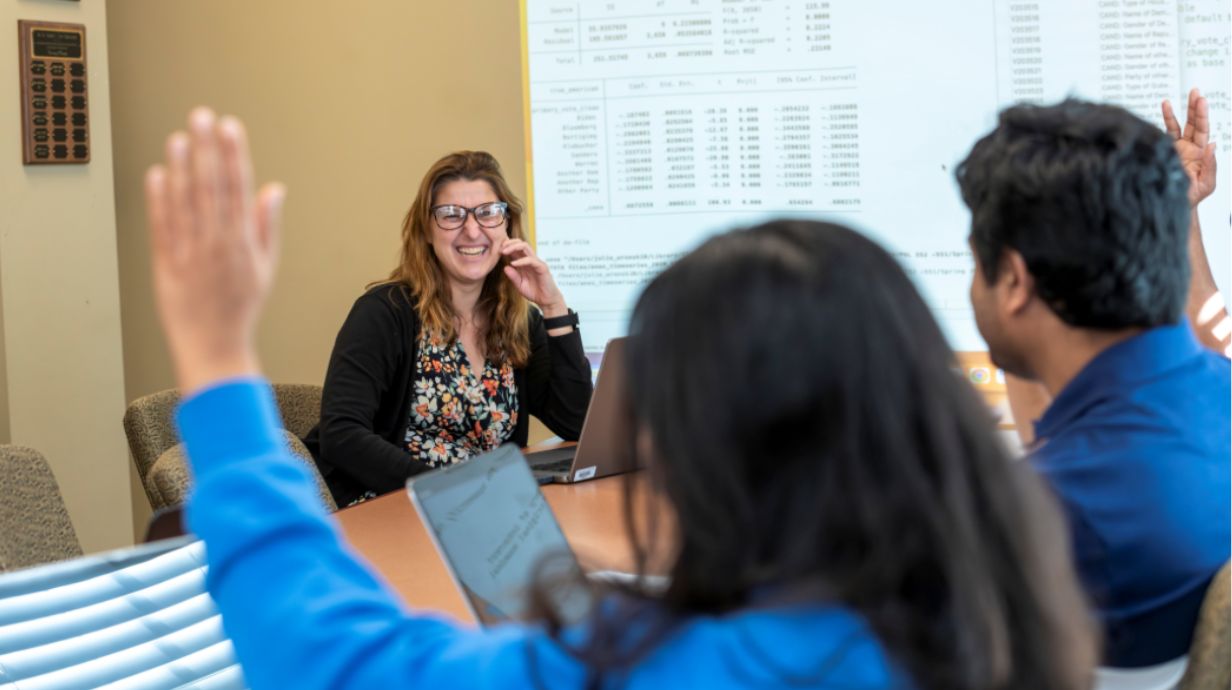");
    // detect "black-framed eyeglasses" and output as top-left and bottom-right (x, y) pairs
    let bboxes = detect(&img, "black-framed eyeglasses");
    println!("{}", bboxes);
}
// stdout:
(430, 202), (509, 230)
